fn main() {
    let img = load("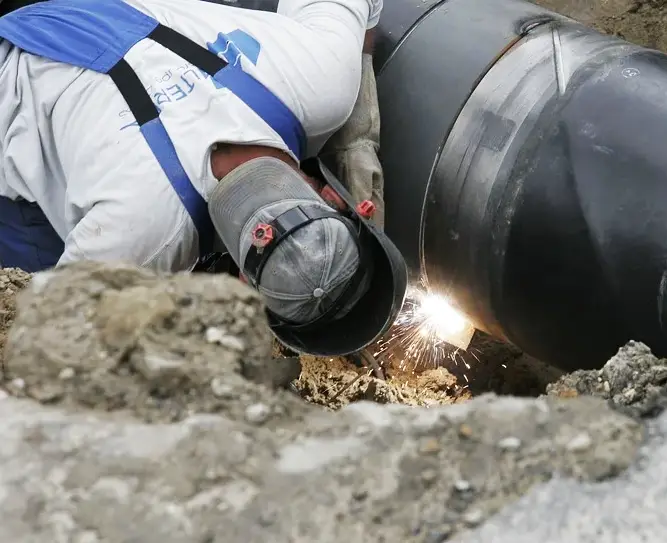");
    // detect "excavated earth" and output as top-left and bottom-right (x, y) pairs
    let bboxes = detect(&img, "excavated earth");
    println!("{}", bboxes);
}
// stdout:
(2, 0), (667, 541)
(0, 260), (666, 543)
